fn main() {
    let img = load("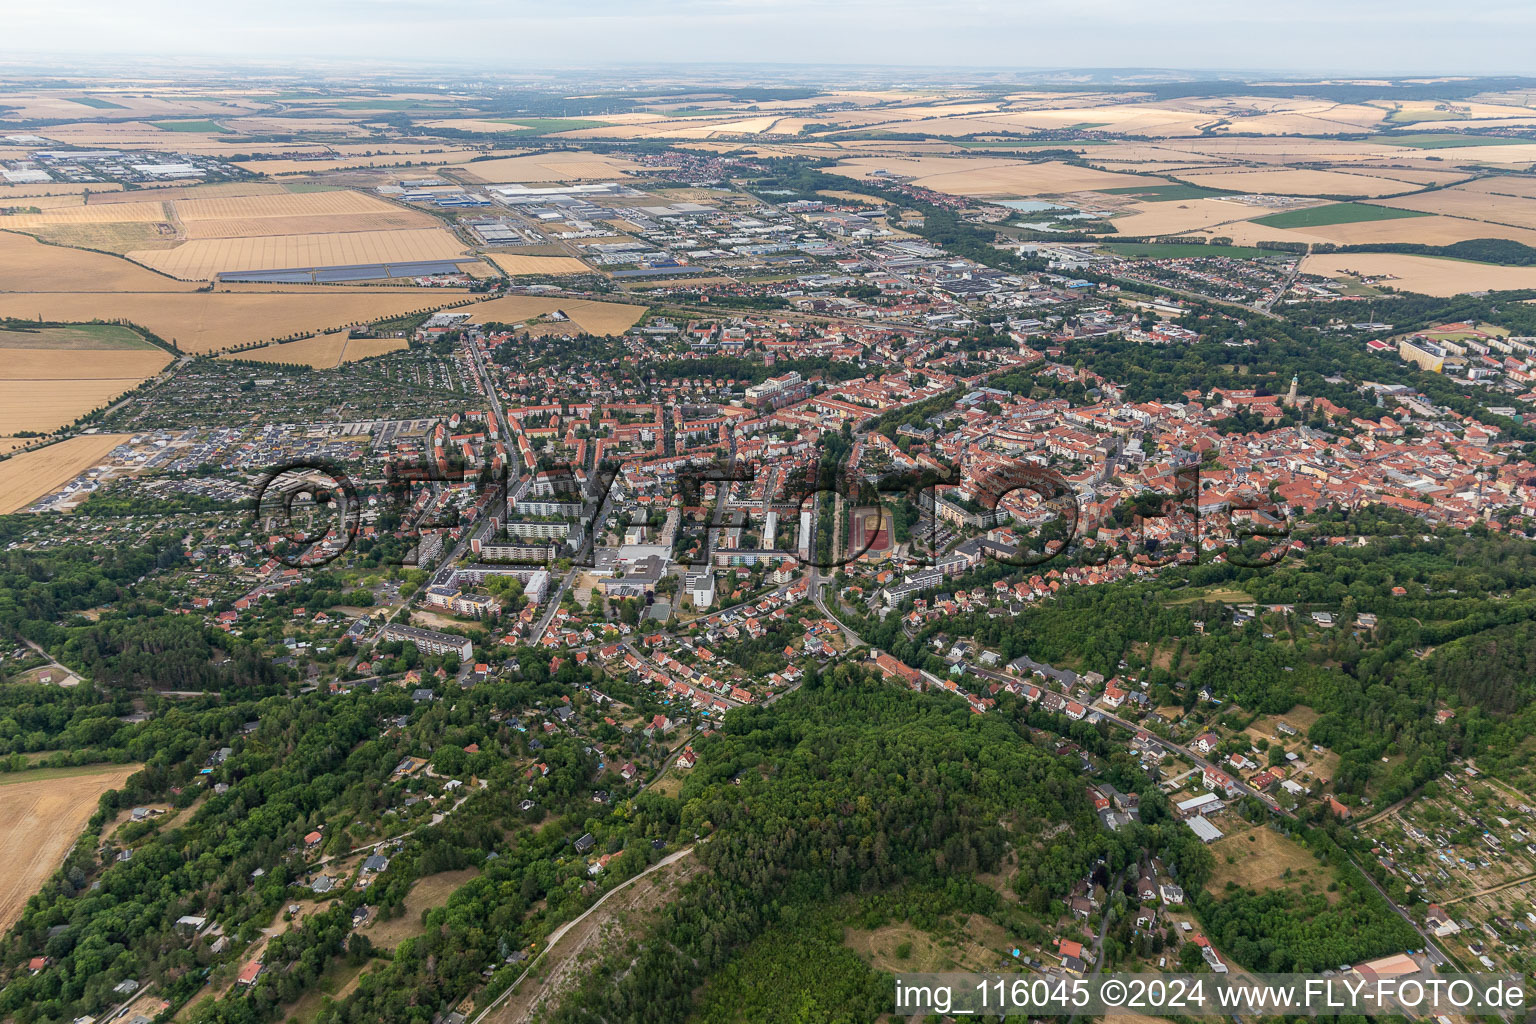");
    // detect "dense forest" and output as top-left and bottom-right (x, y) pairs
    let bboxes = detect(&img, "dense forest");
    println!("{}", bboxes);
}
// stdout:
(543, 668), (1118, 1023)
